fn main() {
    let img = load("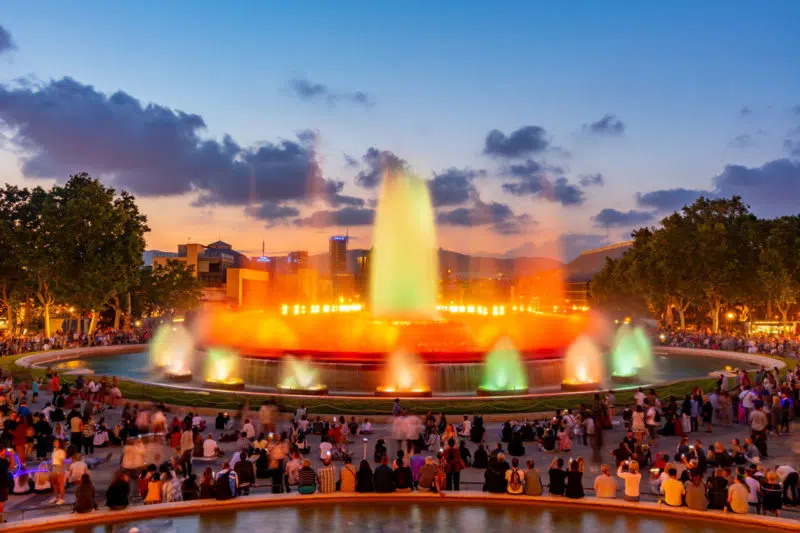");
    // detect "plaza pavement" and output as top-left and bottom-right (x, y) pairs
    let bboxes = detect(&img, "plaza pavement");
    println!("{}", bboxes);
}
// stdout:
(4, 394), (800, 523)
